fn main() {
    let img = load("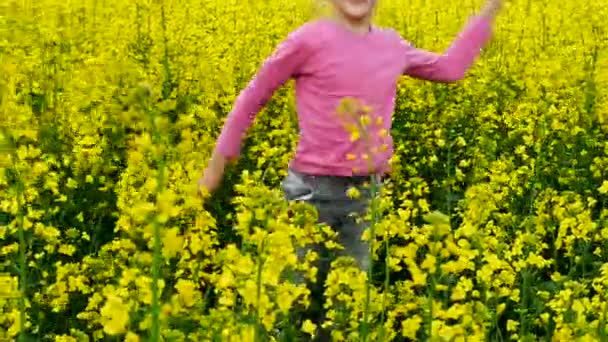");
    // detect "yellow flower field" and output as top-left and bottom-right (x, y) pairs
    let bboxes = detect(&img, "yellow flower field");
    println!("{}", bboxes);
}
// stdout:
(1, 0), (608, 340)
